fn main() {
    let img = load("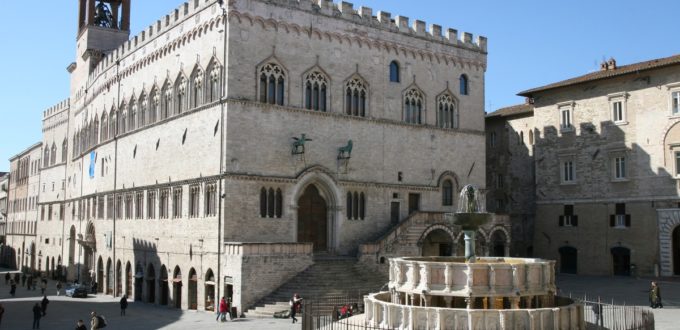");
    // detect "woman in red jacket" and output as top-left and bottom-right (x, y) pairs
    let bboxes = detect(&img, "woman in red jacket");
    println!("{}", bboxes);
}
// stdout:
(216, 297), (229, 322)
